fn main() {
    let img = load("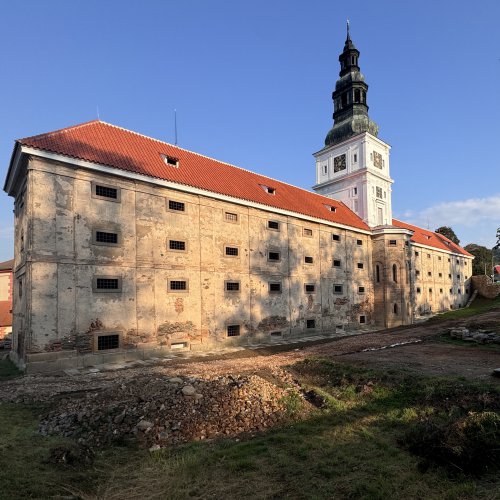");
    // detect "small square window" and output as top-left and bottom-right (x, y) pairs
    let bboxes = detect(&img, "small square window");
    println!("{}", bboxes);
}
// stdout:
(427, 254), (431, 258)
(225, 246), (239, 257)
(356, 239), (362, 246)
(268, 251), (281, 261)
(306, 319), (316, 329)
(450, 288), (453, 293)
(261, 185), (276, 195)
(415, 251), (419, 256)
(161, 154), (179, 167)
(332, 234), (340, 241)
(168, 200), (185, 212)
(358, 286), (365, 293)
(304, 284), (316, 293)
(439, 288), (443, 293)
(169, 240), (186, 251)
(93, 276), (122, 292)
(97, 334), (120, 351)
(389, 240), (397, 246)
(268, 220), (280, 231)
(448, 258), (451, 263)
(357, 263), (364, 269)
(333, 259), (341, 267)
(438, 256), (442, 261)
(359, 316), (366, 324)
(169, 280), (188, 291)
(225, 212), (238, 222)
(333, 284), (343, 294)
(92, 182), (120, 202)
(225, 281), (240, 292)
(416, 270), (420, 276)
(429, 288), (433, 293)
(93, 229), (120, 246)
(269, 282), (282, 293)
(417, 287), (421, 294)
(427, 271), (432, 277)
(303, 228), (313, 237)
(457, 274), (460, 279)
(304, 256), (314, 264)
(227, 325), (241, 337)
